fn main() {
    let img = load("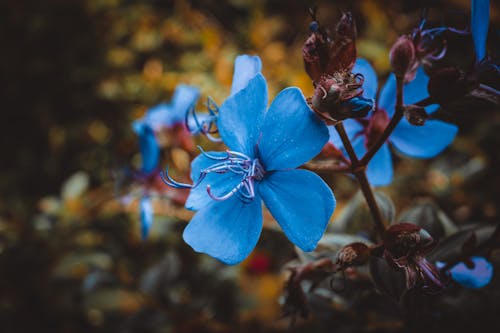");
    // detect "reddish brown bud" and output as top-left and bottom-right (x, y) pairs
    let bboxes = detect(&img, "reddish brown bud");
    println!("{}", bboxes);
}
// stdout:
(303, 32), (330, 82)
(336, 242), (370, 270)
(389, 35), (416, 79)
(365, 109), (390, 147)
(302, 10), (357, 82)
(327, 12), (357, 73)
(310, 71), (368, 123)
(383, 223), (434, 258)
